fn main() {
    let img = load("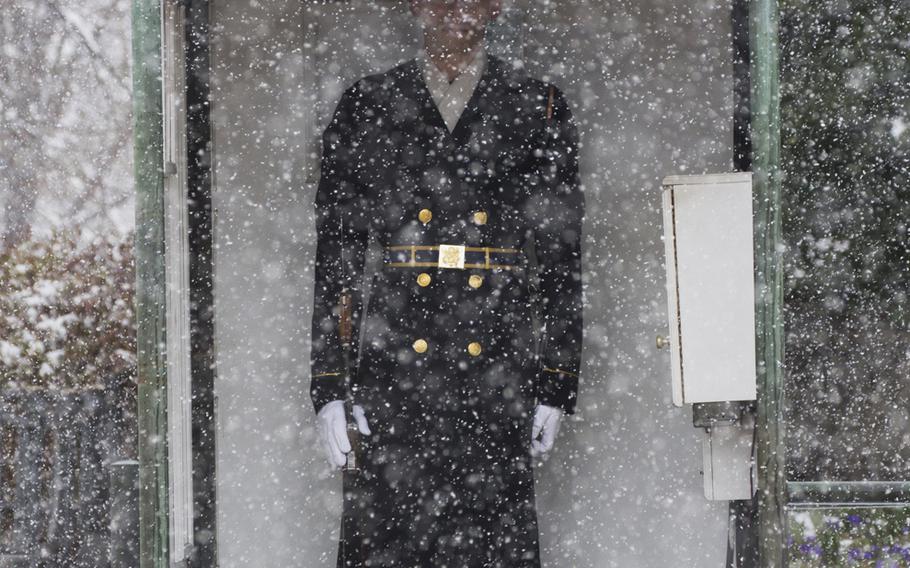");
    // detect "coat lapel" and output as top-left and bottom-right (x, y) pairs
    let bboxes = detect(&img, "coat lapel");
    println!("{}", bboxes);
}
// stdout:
(449, 54), (501, 145)
(402, 58), (448, 136)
